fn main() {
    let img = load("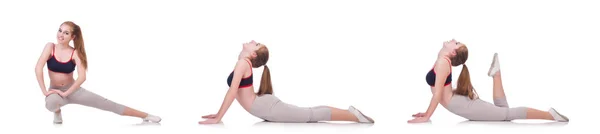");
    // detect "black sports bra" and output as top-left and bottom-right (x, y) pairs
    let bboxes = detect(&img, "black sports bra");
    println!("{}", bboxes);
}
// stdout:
(227, 59), (253, 88)
(425, 58), (452, 87)
(47, 46), (76, 74)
